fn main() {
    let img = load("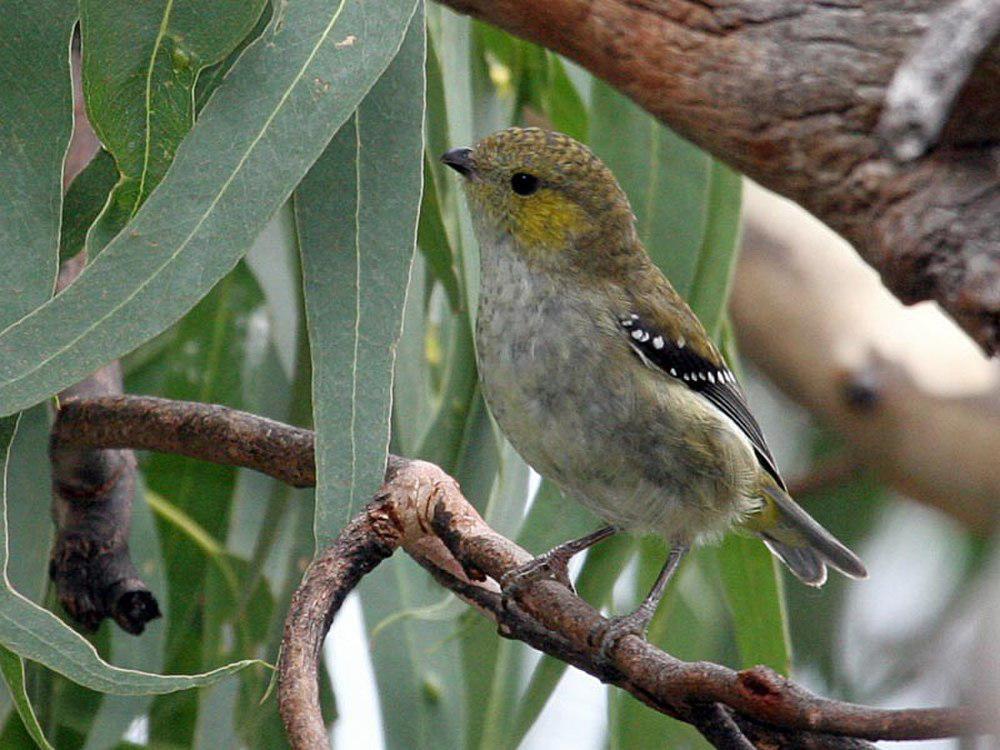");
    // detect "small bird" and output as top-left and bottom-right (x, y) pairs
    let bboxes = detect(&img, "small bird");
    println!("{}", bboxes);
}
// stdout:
(442, 127), (866, 649)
